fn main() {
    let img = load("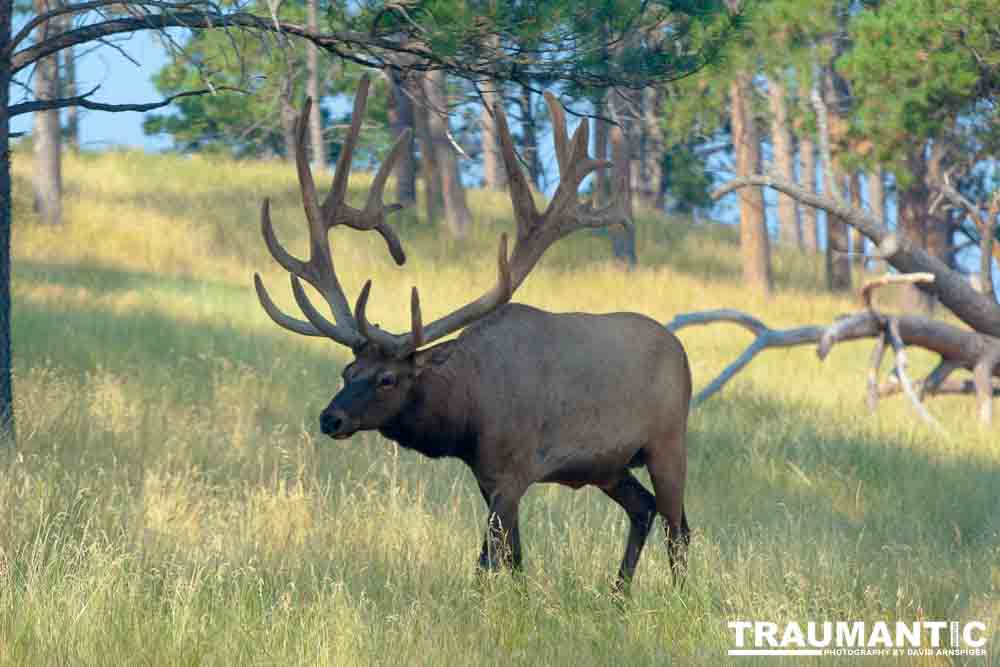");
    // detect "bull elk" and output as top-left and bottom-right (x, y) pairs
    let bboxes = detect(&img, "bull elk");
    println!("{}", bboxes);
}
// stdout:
(254, 75), (692, 590)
